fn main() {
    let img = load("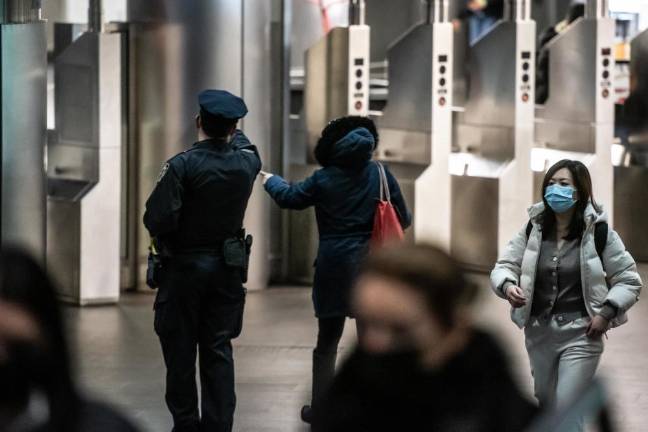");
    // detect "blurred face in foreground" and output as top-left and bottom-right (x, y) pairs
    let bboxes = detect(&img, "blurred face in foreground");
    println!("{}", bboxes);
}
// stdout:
(353, 274), (469, 369)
